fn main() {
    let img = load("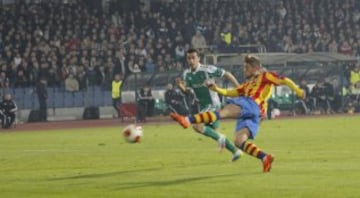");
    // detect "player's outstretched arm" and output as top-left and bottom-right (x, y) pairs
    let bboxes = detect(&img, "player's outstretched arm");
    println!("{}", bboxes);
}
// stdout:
(207, 81), (243, 97)
(282, 77), (305, 98)
(265, 72), (305, 99)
